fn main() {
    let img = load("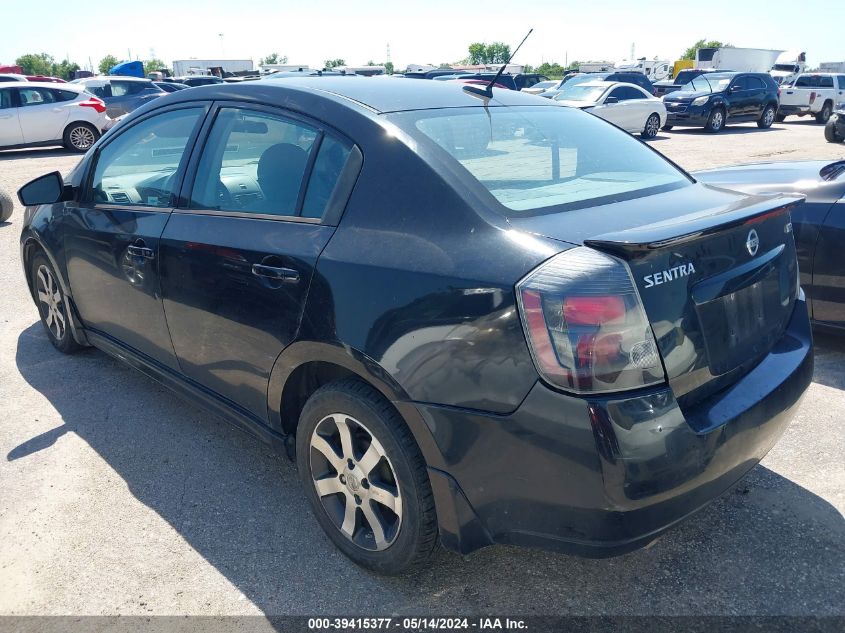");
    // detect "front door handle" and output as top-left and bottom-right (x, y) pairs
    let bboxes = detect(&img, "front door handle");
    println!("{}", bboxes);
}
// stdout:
(127, 244), (154, 259)
(251, 264), (300, 283)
